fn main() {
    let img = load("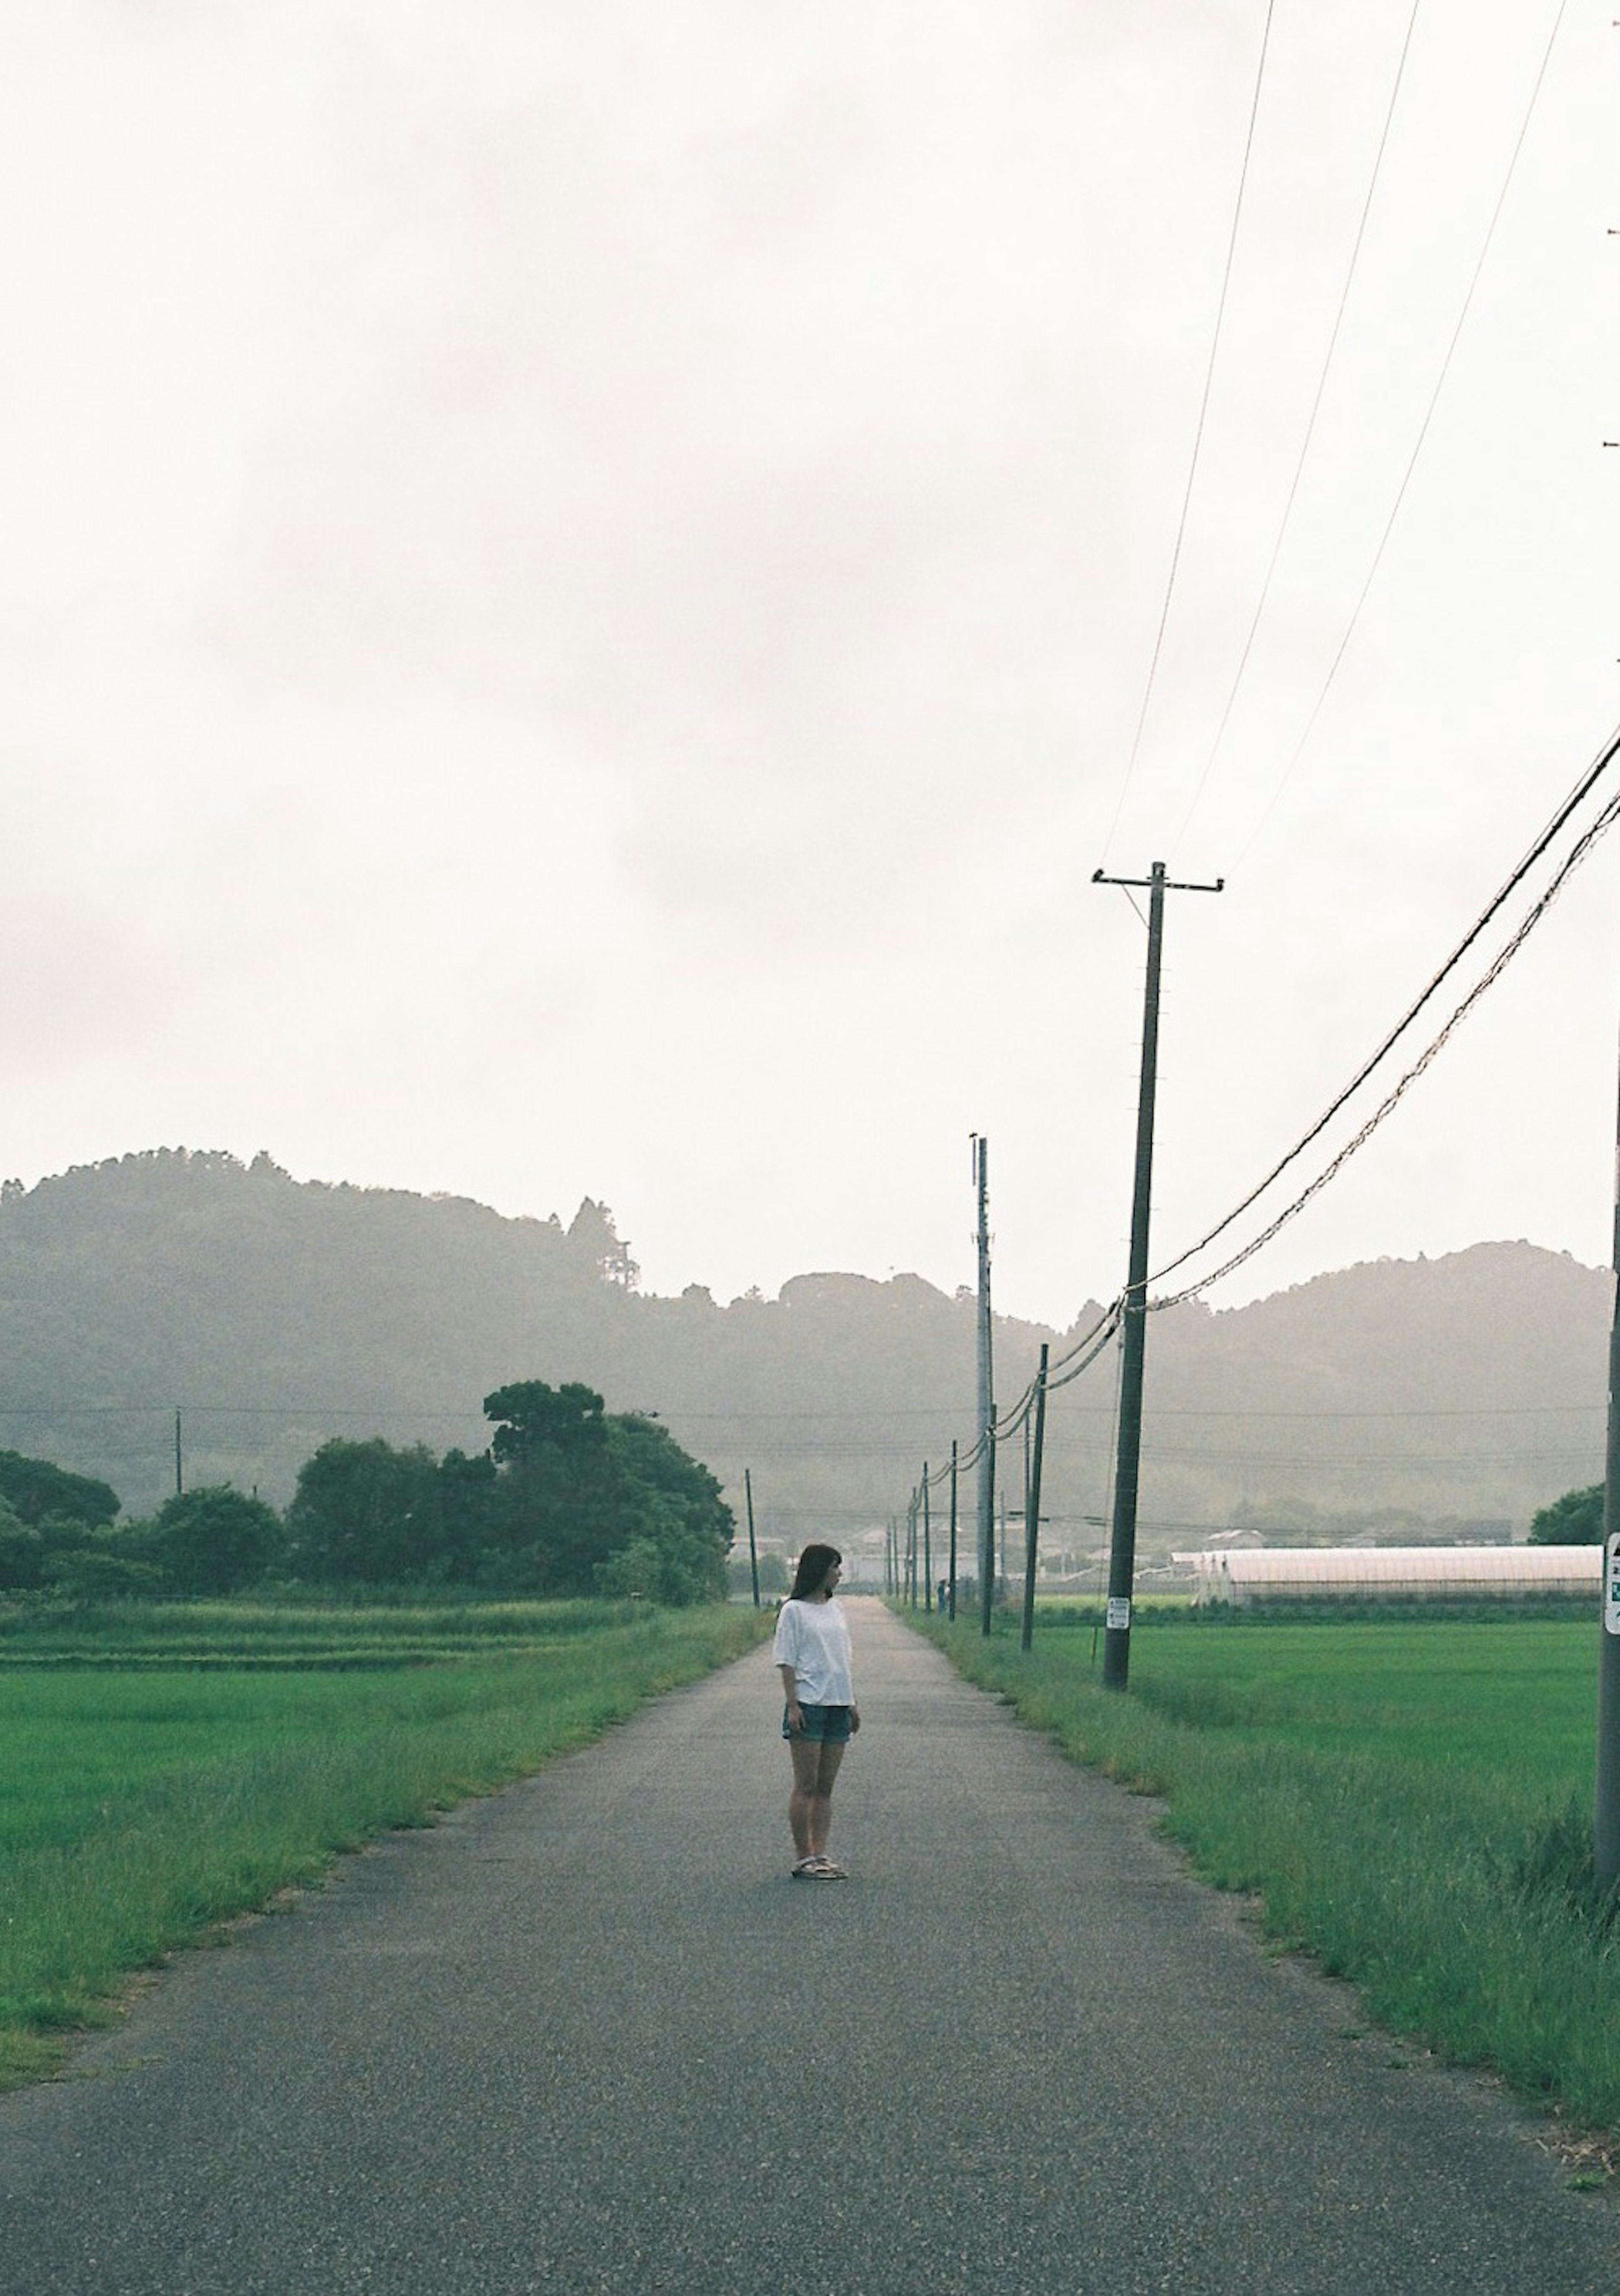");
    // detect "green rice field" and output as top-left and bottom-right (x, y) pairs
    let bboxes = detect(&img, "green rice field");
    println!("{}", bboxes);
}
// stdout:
(922, 1606), (1620, 2138)
(0, 1598), (771, 2091)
